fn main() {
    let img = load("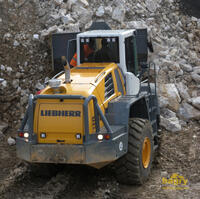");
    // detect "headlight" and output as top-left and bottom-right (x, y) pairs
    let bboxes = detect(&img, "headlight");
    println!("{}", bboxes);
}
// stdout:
(24, 132), (29, 138)
(40, 133), (46, 138)
(97, 134), (104, 141)
(76, 133), (81, 139)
